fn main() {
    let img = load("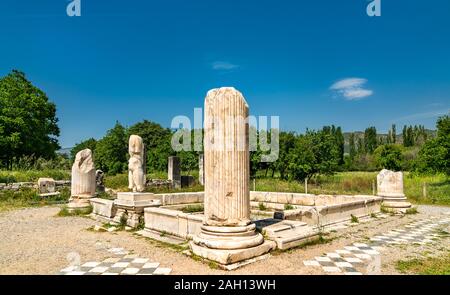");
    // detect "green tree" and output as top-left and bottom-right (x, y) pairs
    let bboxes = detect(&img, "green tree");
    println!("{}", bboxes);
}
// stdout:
(437, 116), (450, 137)
(357, 137), (364, 154)
(287, 129), (340, 181)
(287, 134), (316, 181)
(403, 125), (416, 147)
(415, 115), (450, 175)
(373, 144), (403, 171)
(364, 127), (378, 153)
(0, 70), (60, 169)
(335, 126), (345, 165)
(71, 138), (97, 161)
(272, 131), (296, 179)
(95, 122), (128, 174)
(127, 120), (175, 173)
(349, 133), (356, 159)
(392, 124), (397, 144)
